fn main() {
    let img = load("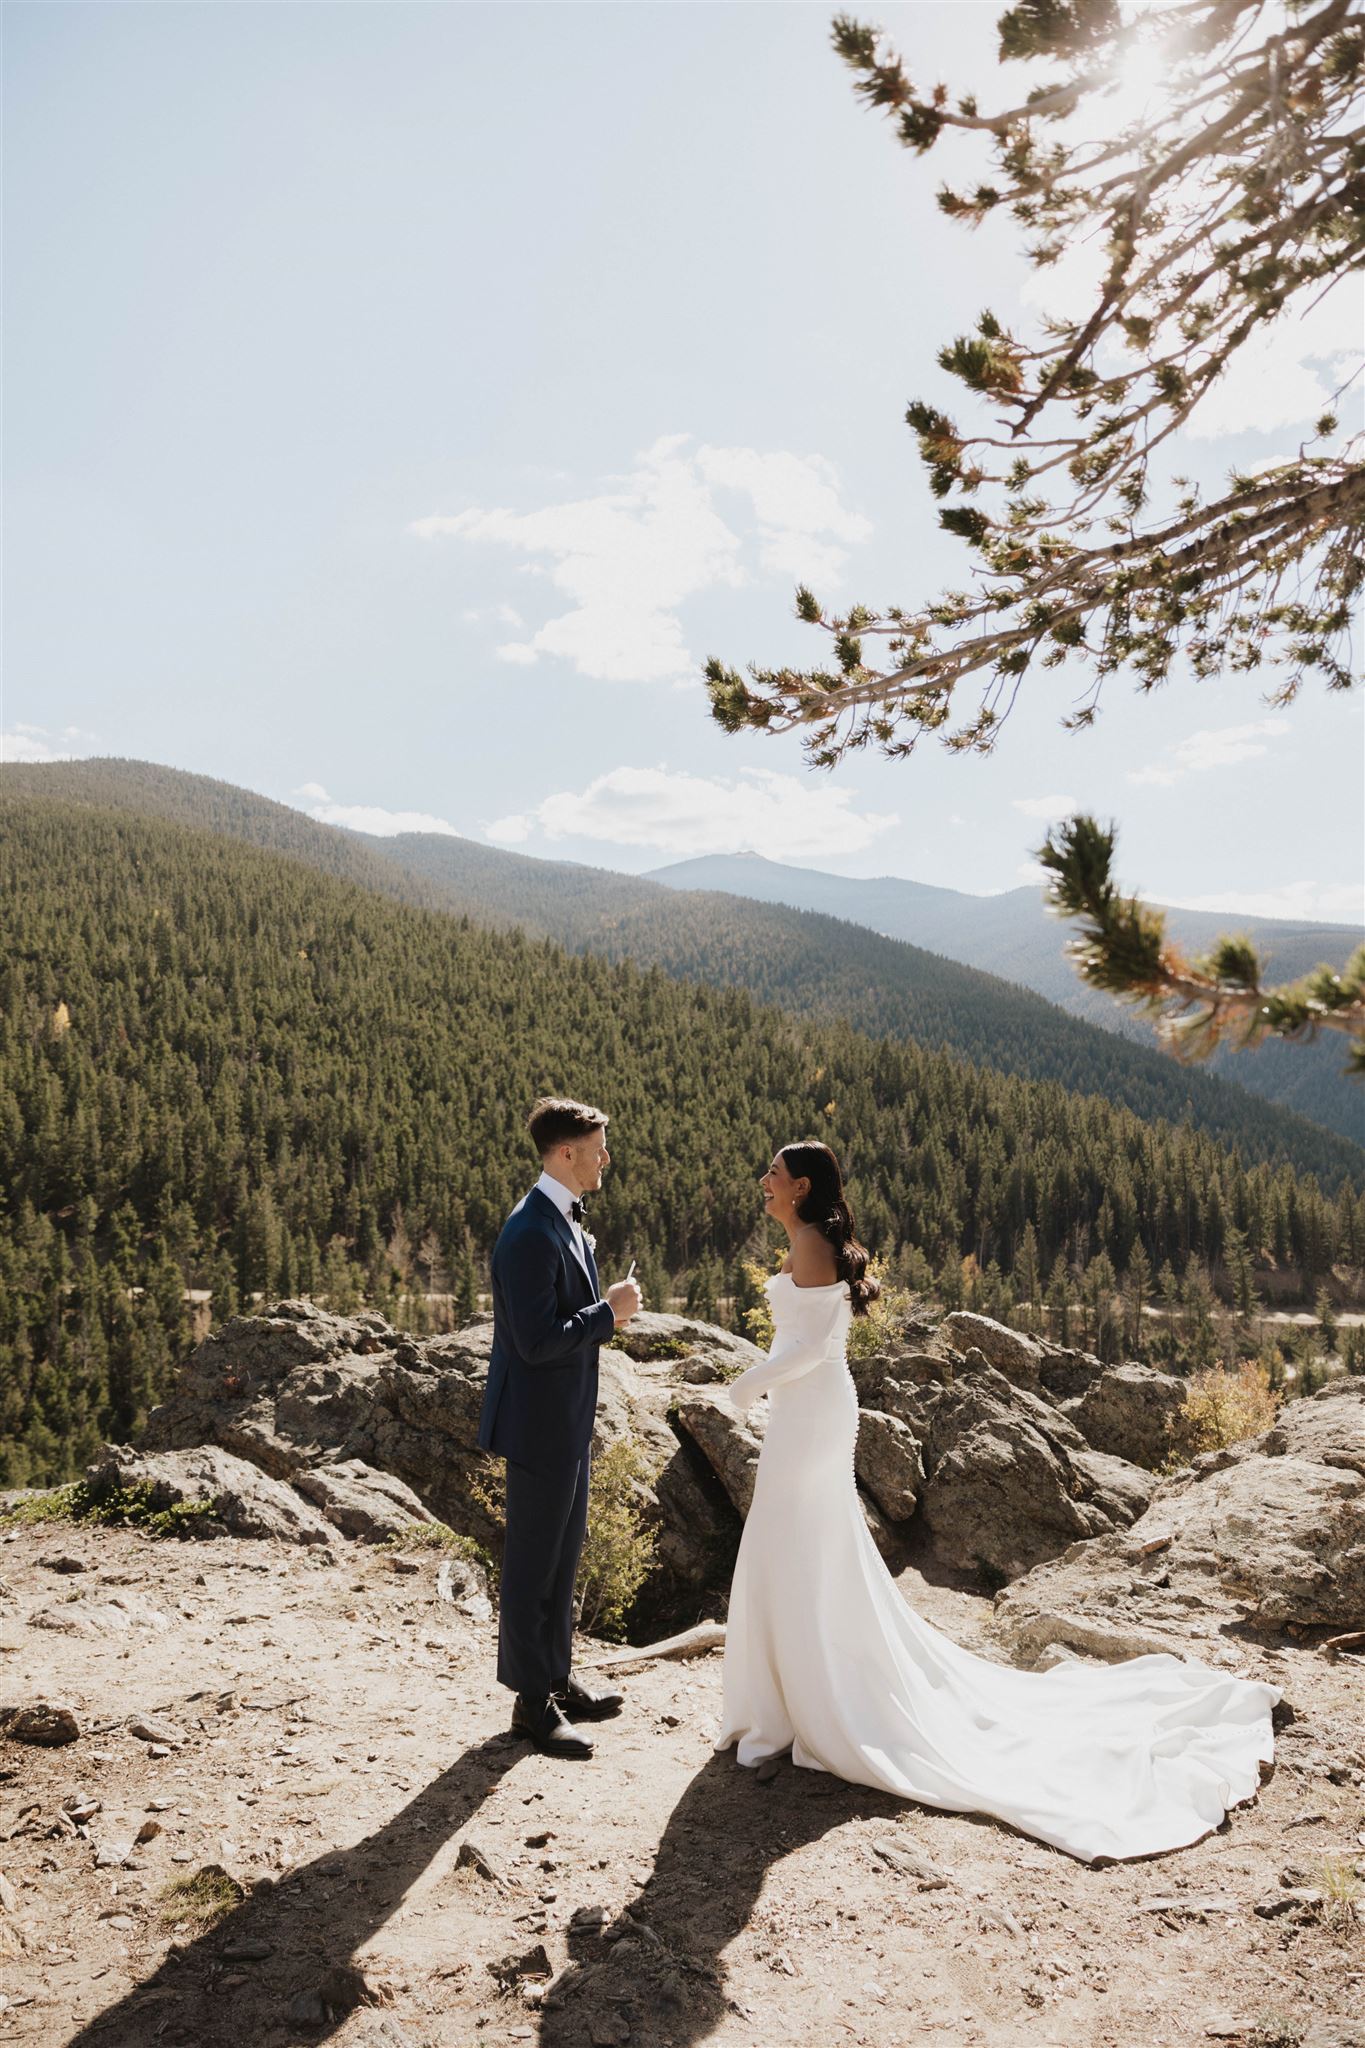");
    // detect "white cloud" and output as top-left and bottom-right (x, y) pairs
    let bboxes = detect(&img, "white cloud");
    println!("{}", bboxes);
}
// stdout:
(462, 603), (524, 628)
(294, 782), (463, 838)
(1160, 881), (1364, 927)
(1, 723), (99, 764)
(484, 764), (897, 861)
(484, 812), (533, 845)
(410, 433), (870, 685)
(1128, 718), (1289, 788)
(1188, 288), (1361, 440)
(696, 443), (872, 585)
(1011, 792), (1079, 820)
